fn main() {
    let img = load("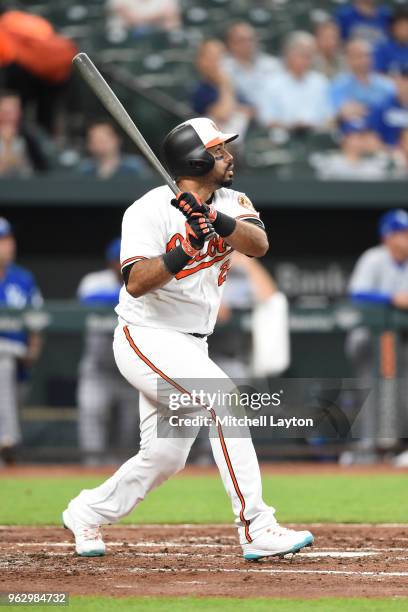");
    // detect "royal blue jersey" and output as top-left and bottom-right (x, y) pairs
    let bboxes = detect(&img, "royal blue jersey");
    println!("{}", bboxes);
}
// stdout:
(335, 4), (391, 43)
(77, 269), (121, 306)
(371, 94), (408, 145)
(374, 39), (408, 75)
(0, 263), (43, 354)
